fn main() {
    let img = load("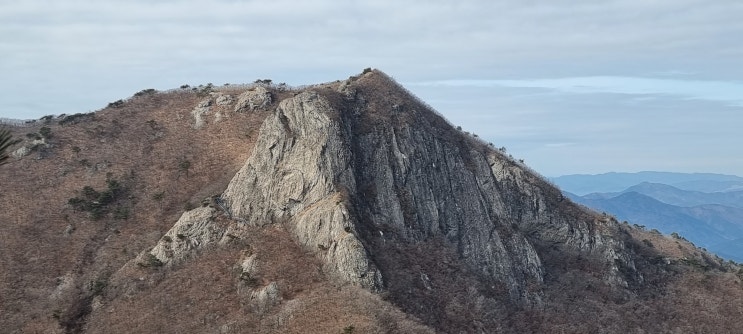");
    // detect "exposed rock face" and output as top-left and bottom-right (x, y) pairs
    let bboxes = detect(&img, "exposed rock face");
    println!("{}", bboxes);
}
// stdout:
(144, 70), (641, 311)
(191, 98), (212, 129)
(12, 145), (31, 158)
(223, 91), (383, 290)
(148, 206), (225, 265)
(234, 86), (272, 113)
(249, 281), (281, 314)
(12, 138), (48, 158)
(215, 94), (234, 106)
(349, 122), (552, 301)
(219, 72), (640, 303)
